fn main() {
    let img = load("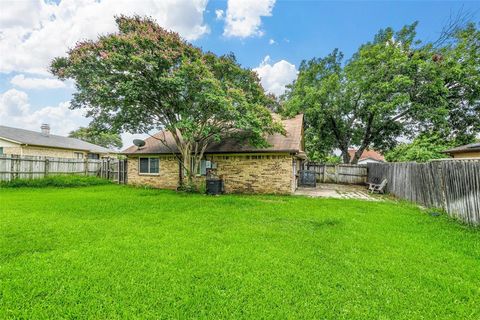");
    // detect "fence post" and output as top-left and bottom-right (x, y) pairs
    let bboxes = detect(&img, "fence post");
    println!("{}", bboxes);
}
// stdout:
(11, 155), (19, 180)
(121, 159), (128, 184)
(84, 158), (88, 176)
(106, 158), (110, 180)
(44, 159), (49, 177)
(118, 160), (121, 184)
